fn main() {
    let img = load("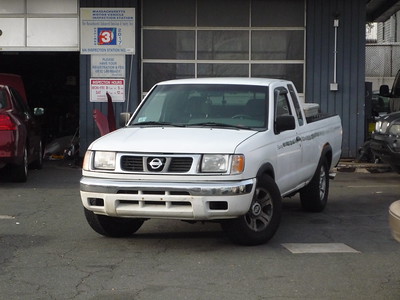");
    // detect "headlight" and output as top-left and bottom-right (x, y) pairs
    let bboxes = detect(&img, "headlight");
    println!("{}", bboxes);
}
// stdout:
(389, 123), (400, 136)
(94, 151), (116, 170)
(201, 154), (245, 174)
(201, 155), (228, 173)
(380, 121), (389, 133)
(375, 121), (382, 132)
